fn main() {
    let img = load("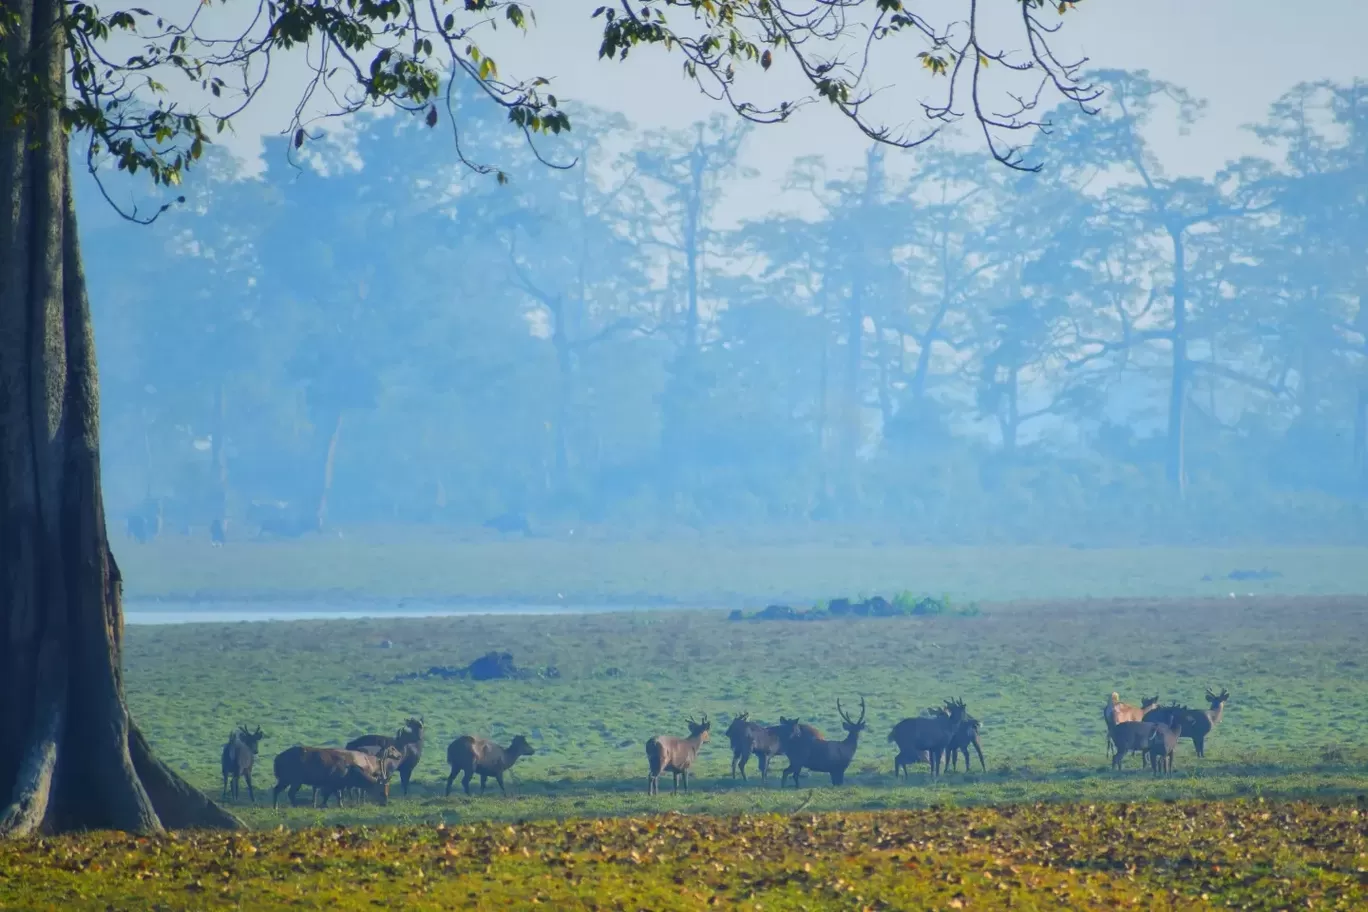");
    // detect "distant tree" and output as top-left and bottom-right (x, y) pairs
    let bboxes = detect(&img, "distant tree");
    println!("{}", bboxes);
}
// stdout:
(0, 0), (1096, 835)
